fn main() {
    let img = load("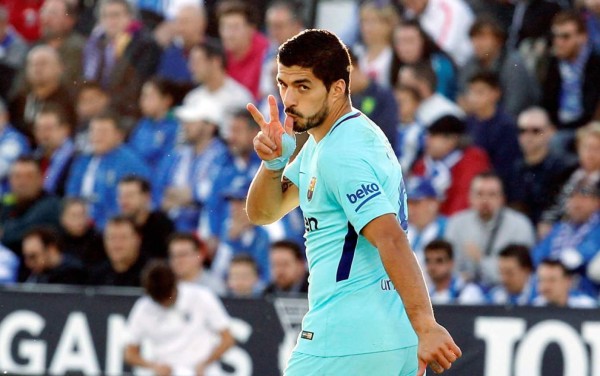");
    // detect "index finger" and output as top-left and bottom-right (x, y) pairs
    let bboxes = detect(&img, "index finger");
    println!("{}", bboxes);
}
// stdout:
(247, 103), (268, 132)
(267, 95), (280, 124)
